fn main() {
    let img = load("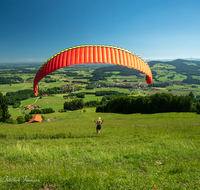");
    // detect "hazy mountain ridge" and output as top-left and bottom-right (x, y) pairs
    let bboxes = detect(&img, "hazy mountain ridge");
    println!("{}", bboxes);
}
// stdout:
(146, 58), (200, 62)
